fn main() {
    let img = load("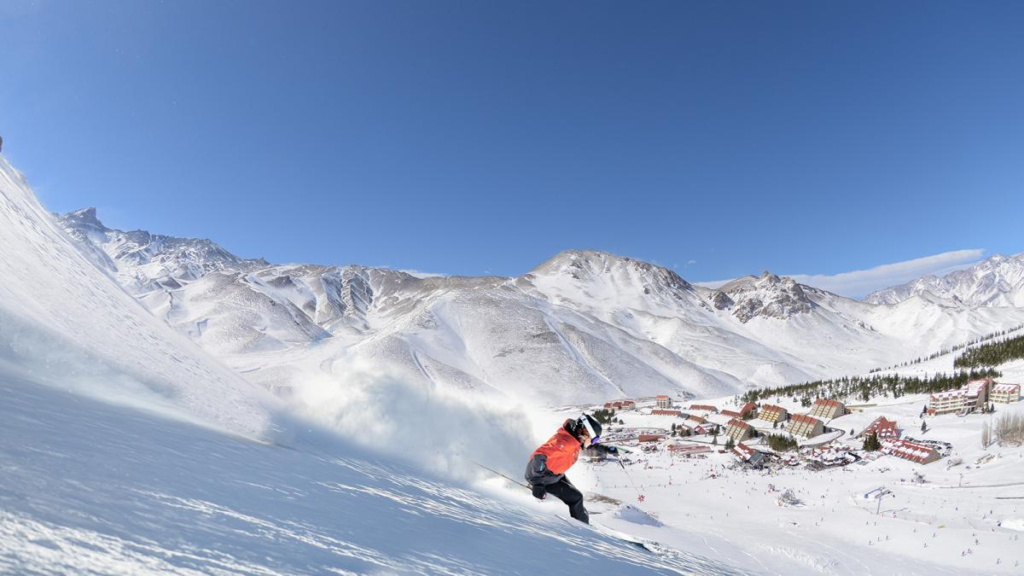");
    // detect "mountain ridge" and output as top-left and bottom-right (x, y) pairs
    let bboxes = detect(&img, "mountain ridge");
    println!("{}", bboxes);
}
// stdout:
(56, 208), (1024, 406)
